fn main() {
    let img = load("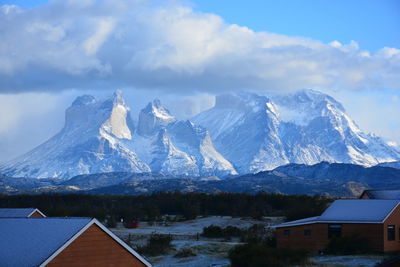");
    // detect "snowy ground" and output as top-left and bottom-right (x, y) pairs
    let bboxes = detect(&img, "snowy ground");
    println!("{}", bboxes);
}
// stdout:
(112, 216), (269, 266)
(112, 216), (386, 267)
(113, 216), (274, 236)
(310, 255), (384, 267)
(150, 240), (233, 267)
